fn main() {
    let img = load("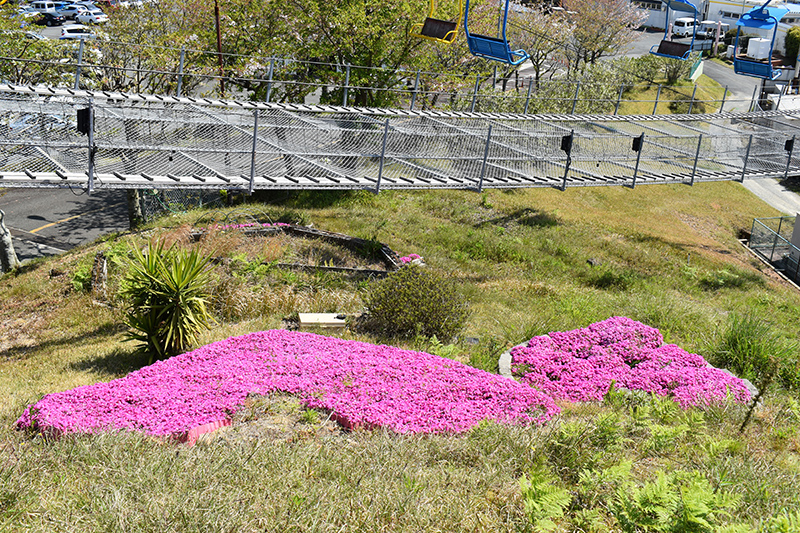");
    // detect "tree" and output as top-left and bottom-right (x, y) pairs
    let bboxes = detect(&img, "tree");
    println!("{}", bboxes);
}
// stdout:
(508, 7), (572, 89)
(785, 25), (800, 66)
(93, 0), (210, 94)
(284, 0), (424, 107)
(561, 0), (646, 73)
(0, 7), (74, 86)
